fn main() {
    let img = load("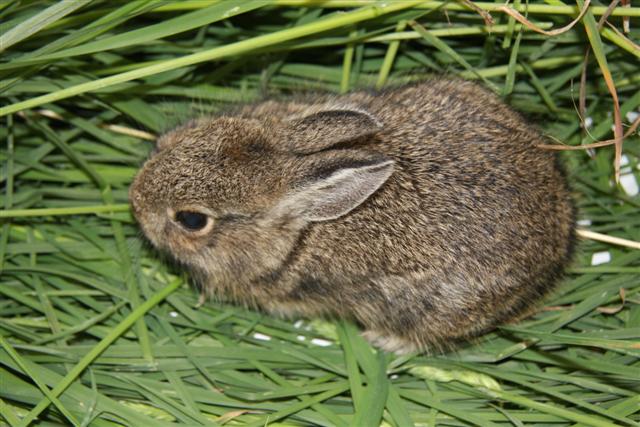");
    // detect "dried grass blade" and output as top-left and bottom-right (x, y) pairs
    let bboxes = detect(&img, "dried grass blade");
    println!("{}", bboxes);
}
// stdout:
(498, 0), (591, 35)
(578, 0), (625, 183)
(577, 229), (640, 250)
